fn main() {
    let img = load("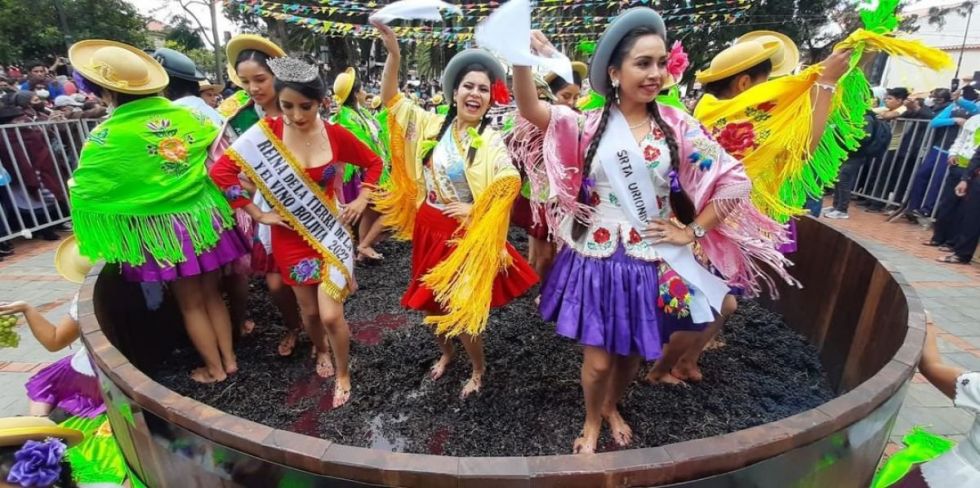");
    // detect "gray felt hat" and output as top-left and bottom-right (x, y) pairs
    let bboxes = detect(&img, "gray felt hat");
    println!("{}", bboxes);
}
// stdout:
(589, 8), (667, 96)
(152, 47), (206, 82)
(441, 49), (505, 95)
